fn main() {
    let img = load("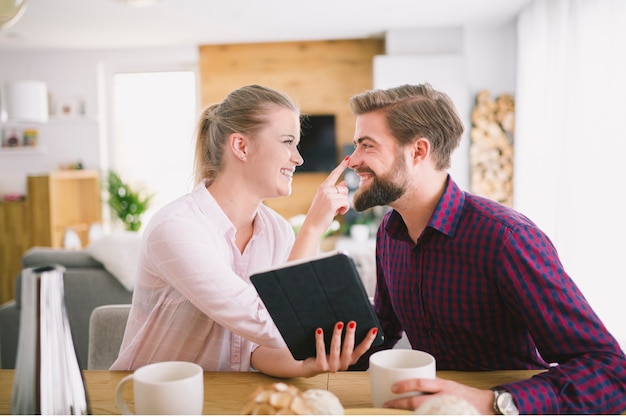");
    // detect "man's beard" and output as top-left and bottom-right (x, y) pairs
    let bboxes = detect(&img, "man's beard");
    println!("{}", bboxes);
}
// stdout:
(353, 158), (407, 212)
